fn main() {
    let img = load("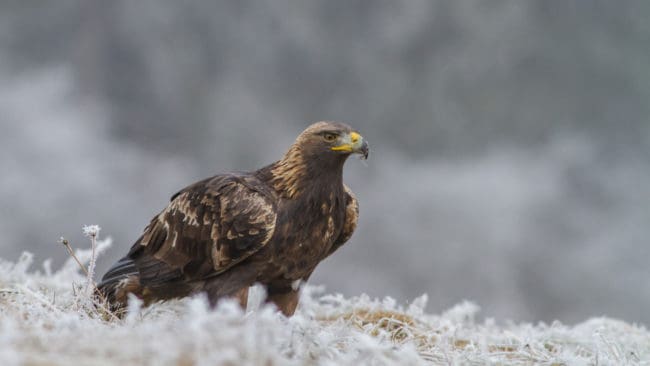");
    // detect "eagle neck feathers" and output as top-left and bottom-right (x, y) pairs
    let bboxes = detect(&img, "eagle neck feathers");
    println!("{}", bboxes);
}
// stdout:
(261, 144), (346, 200)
